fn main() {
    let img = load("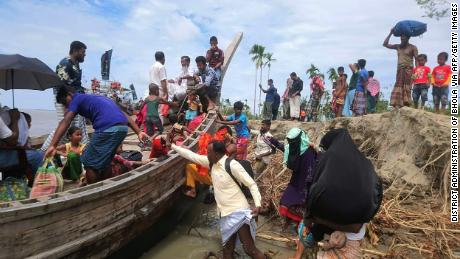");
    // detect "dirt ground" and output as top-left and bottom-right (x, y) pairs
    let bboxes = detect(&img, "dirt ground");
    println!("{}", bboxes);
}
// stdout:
(248, 107), (459, 258)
